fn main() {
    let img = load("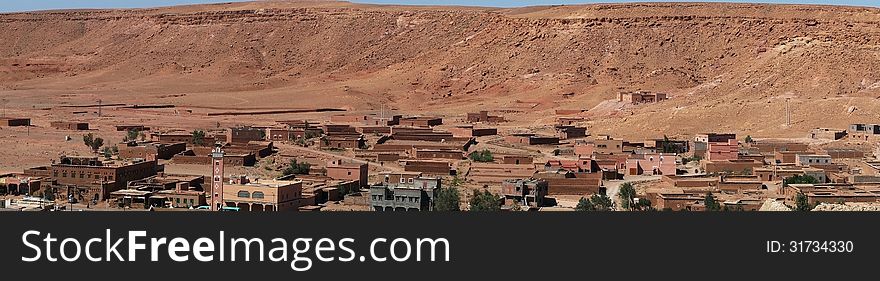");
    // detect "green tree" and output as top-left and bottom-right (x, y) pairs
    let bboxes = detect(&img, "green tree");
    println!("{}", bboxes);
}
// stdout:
(795, 192), (814, 212)
(783, 175), (819, 187)
(469, 190), (500, 211)
(83, 133), (94, 149)
(469, 149), (494, 162)
(434, 187), (461, 211)
(589, 193), (613, 211)
(282, 159), (311, 176)
(575, 197), (595, 211)
(101, 146), (112, 159)
(744, 135), (753, 143)
(90, 137), (104, 152)
(123, 129), (139, 142)
(634, 198), (654, 211)
(191, 130), (206, 146)
(704, 192), (721, 211)
(618, 182), (636, 210)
